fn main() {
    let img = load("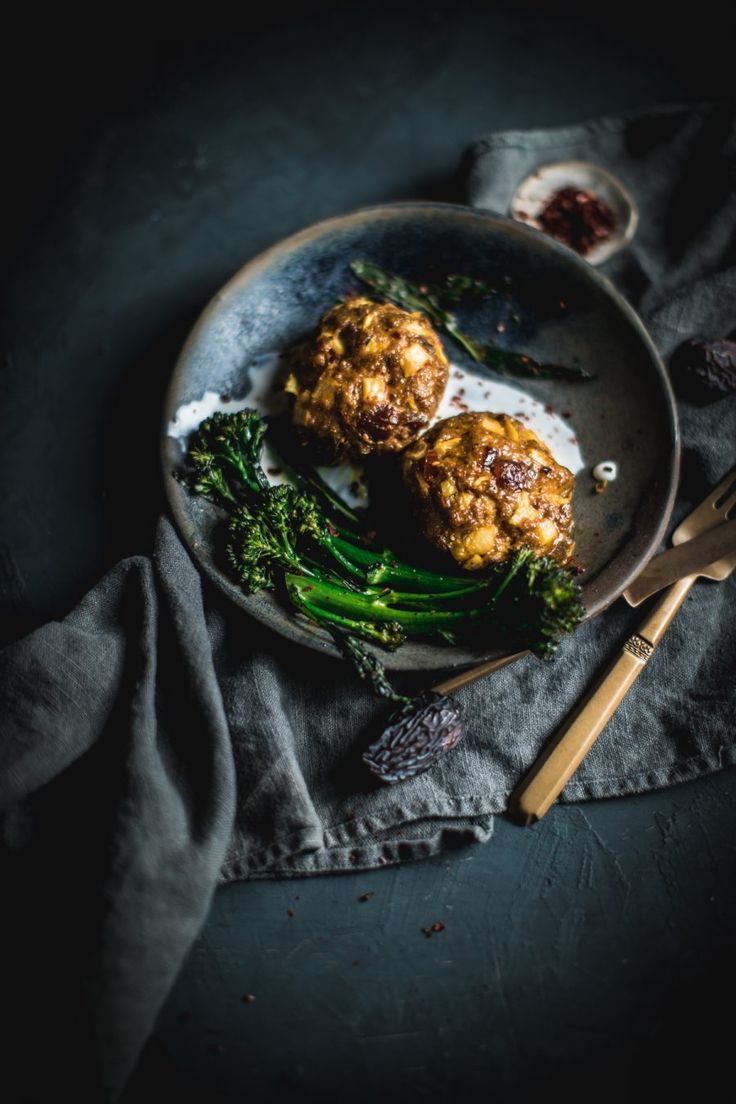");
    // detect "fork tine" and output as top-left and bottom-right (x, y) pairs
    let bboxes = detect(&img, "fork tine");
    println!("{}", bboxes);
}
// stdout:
(721, 489), (736, 518)
(713, 468), (736, 509)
